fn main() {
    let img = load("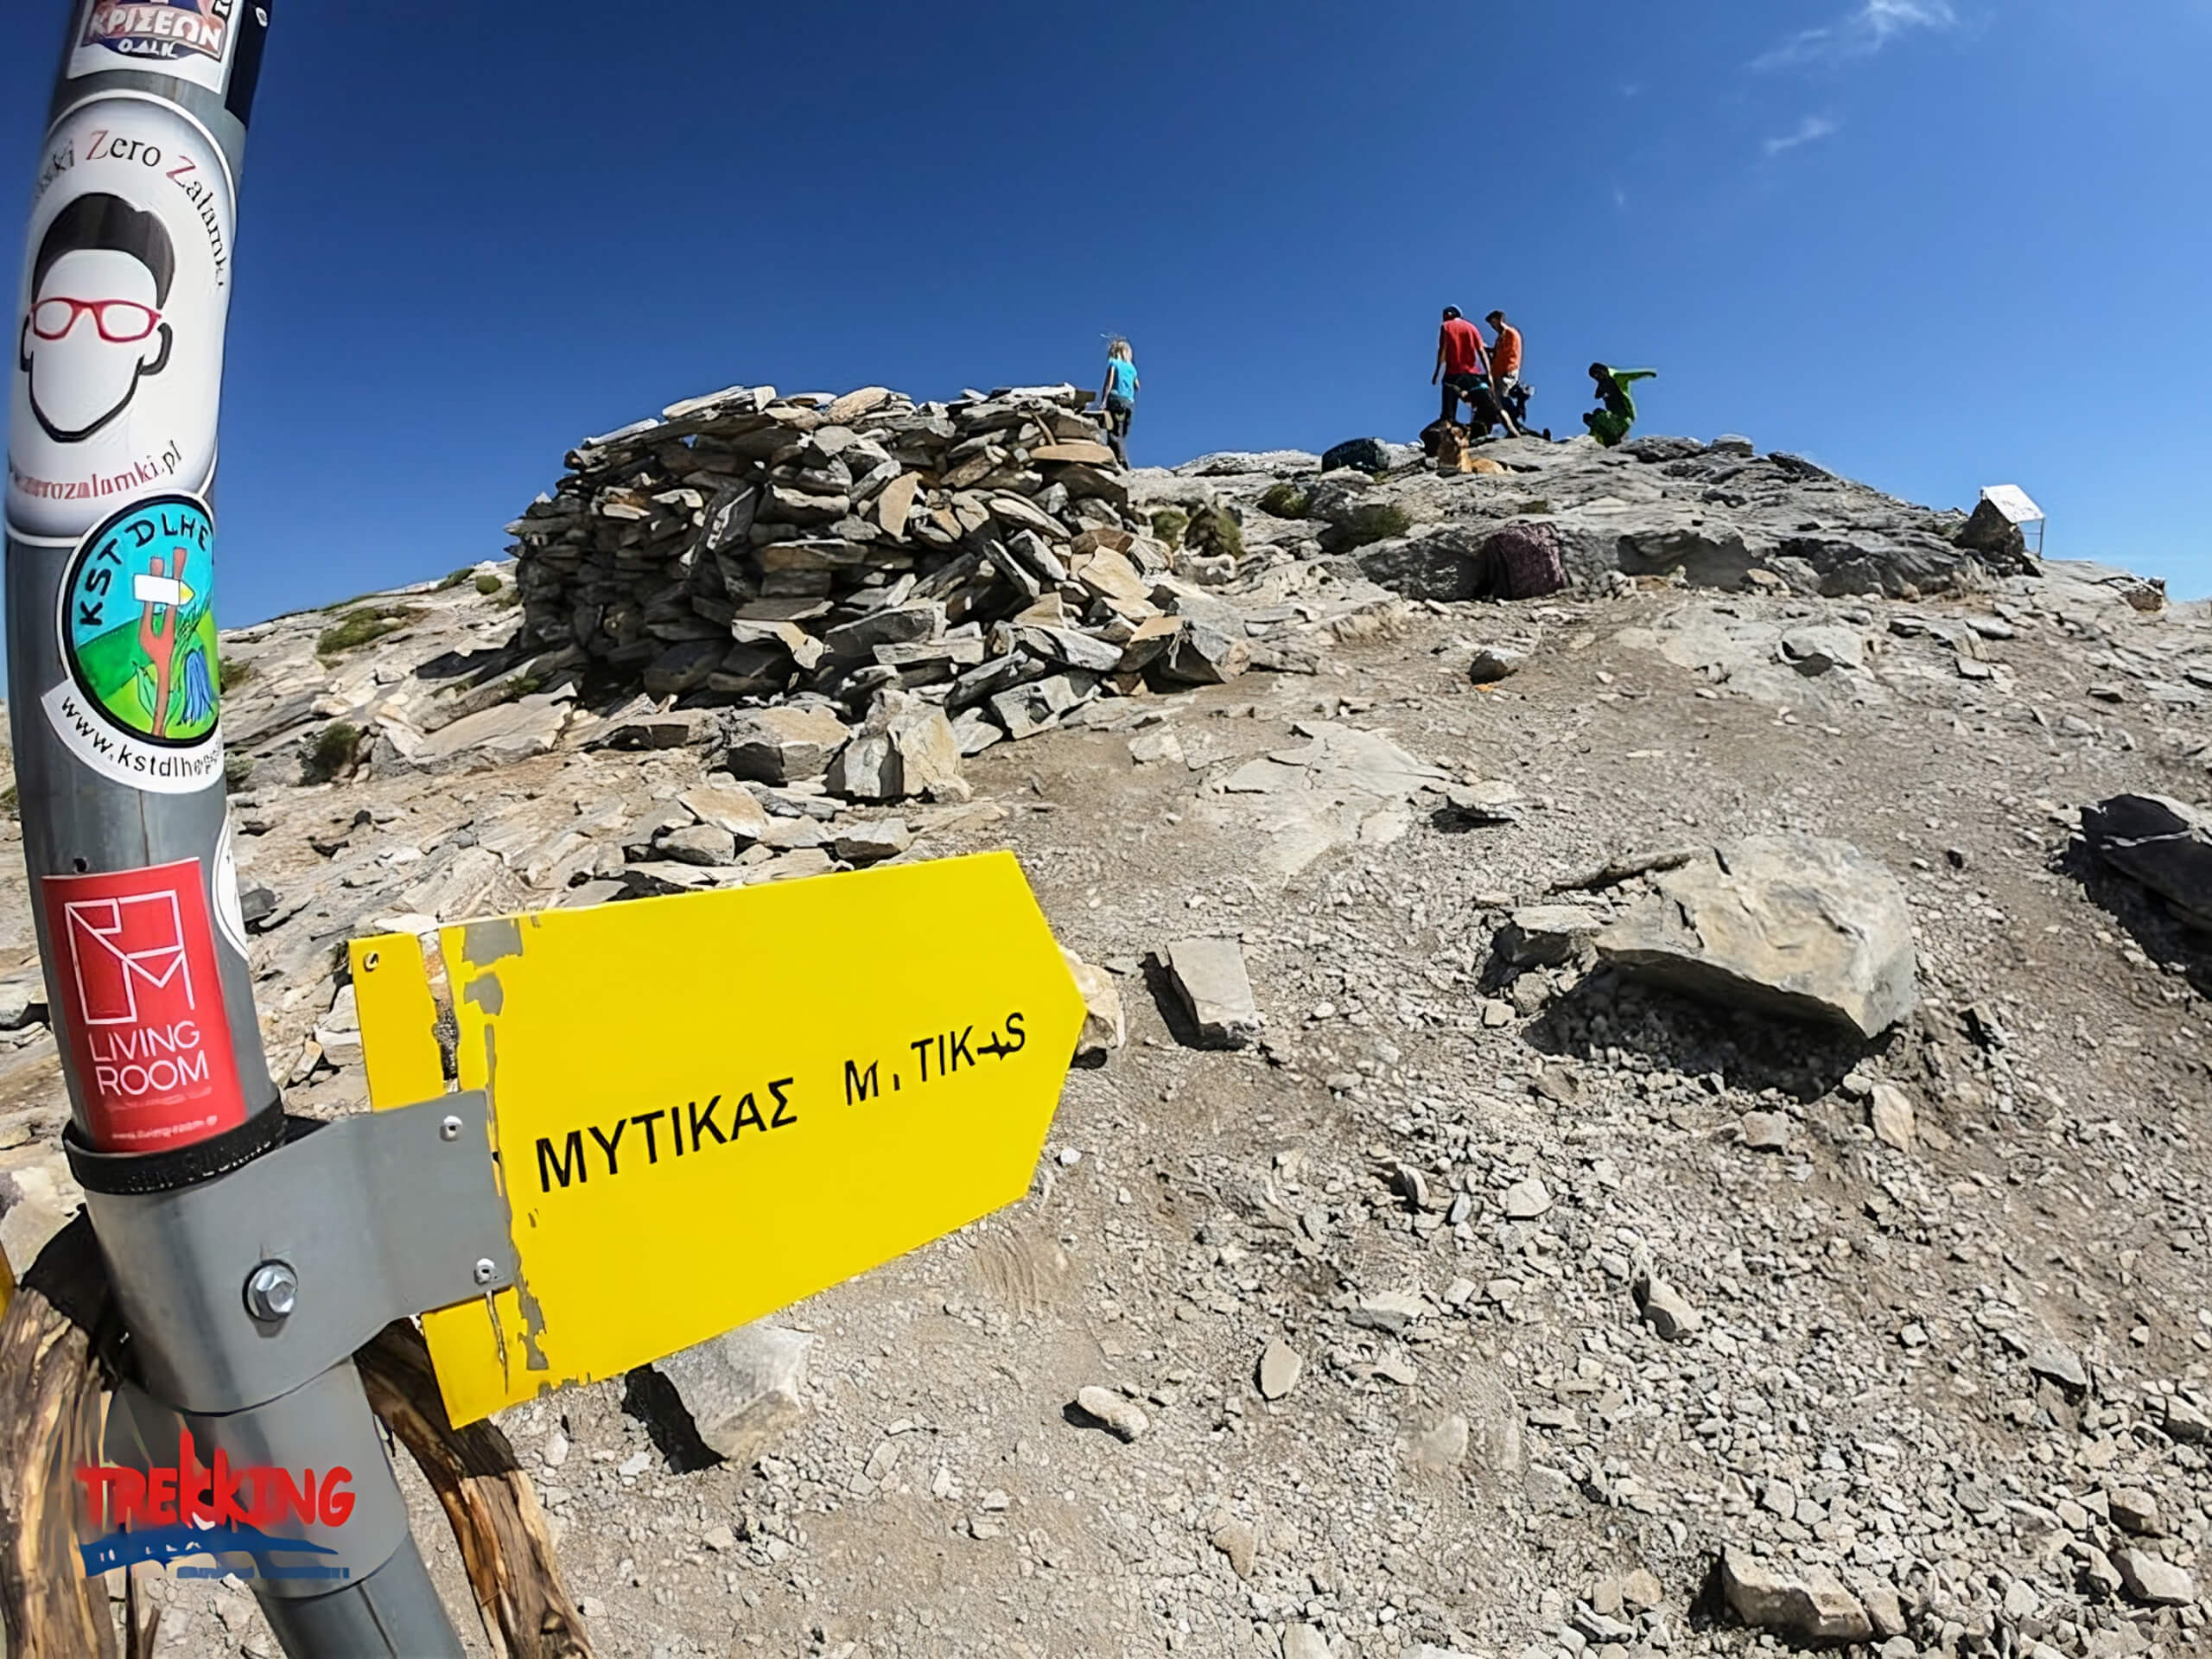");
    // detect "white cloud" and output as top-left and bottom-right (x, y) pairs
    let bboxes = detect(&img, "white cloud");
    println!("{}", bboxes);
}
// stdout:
(1764, 114), (1841, 155)
(1753, 0), (1957, 70)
